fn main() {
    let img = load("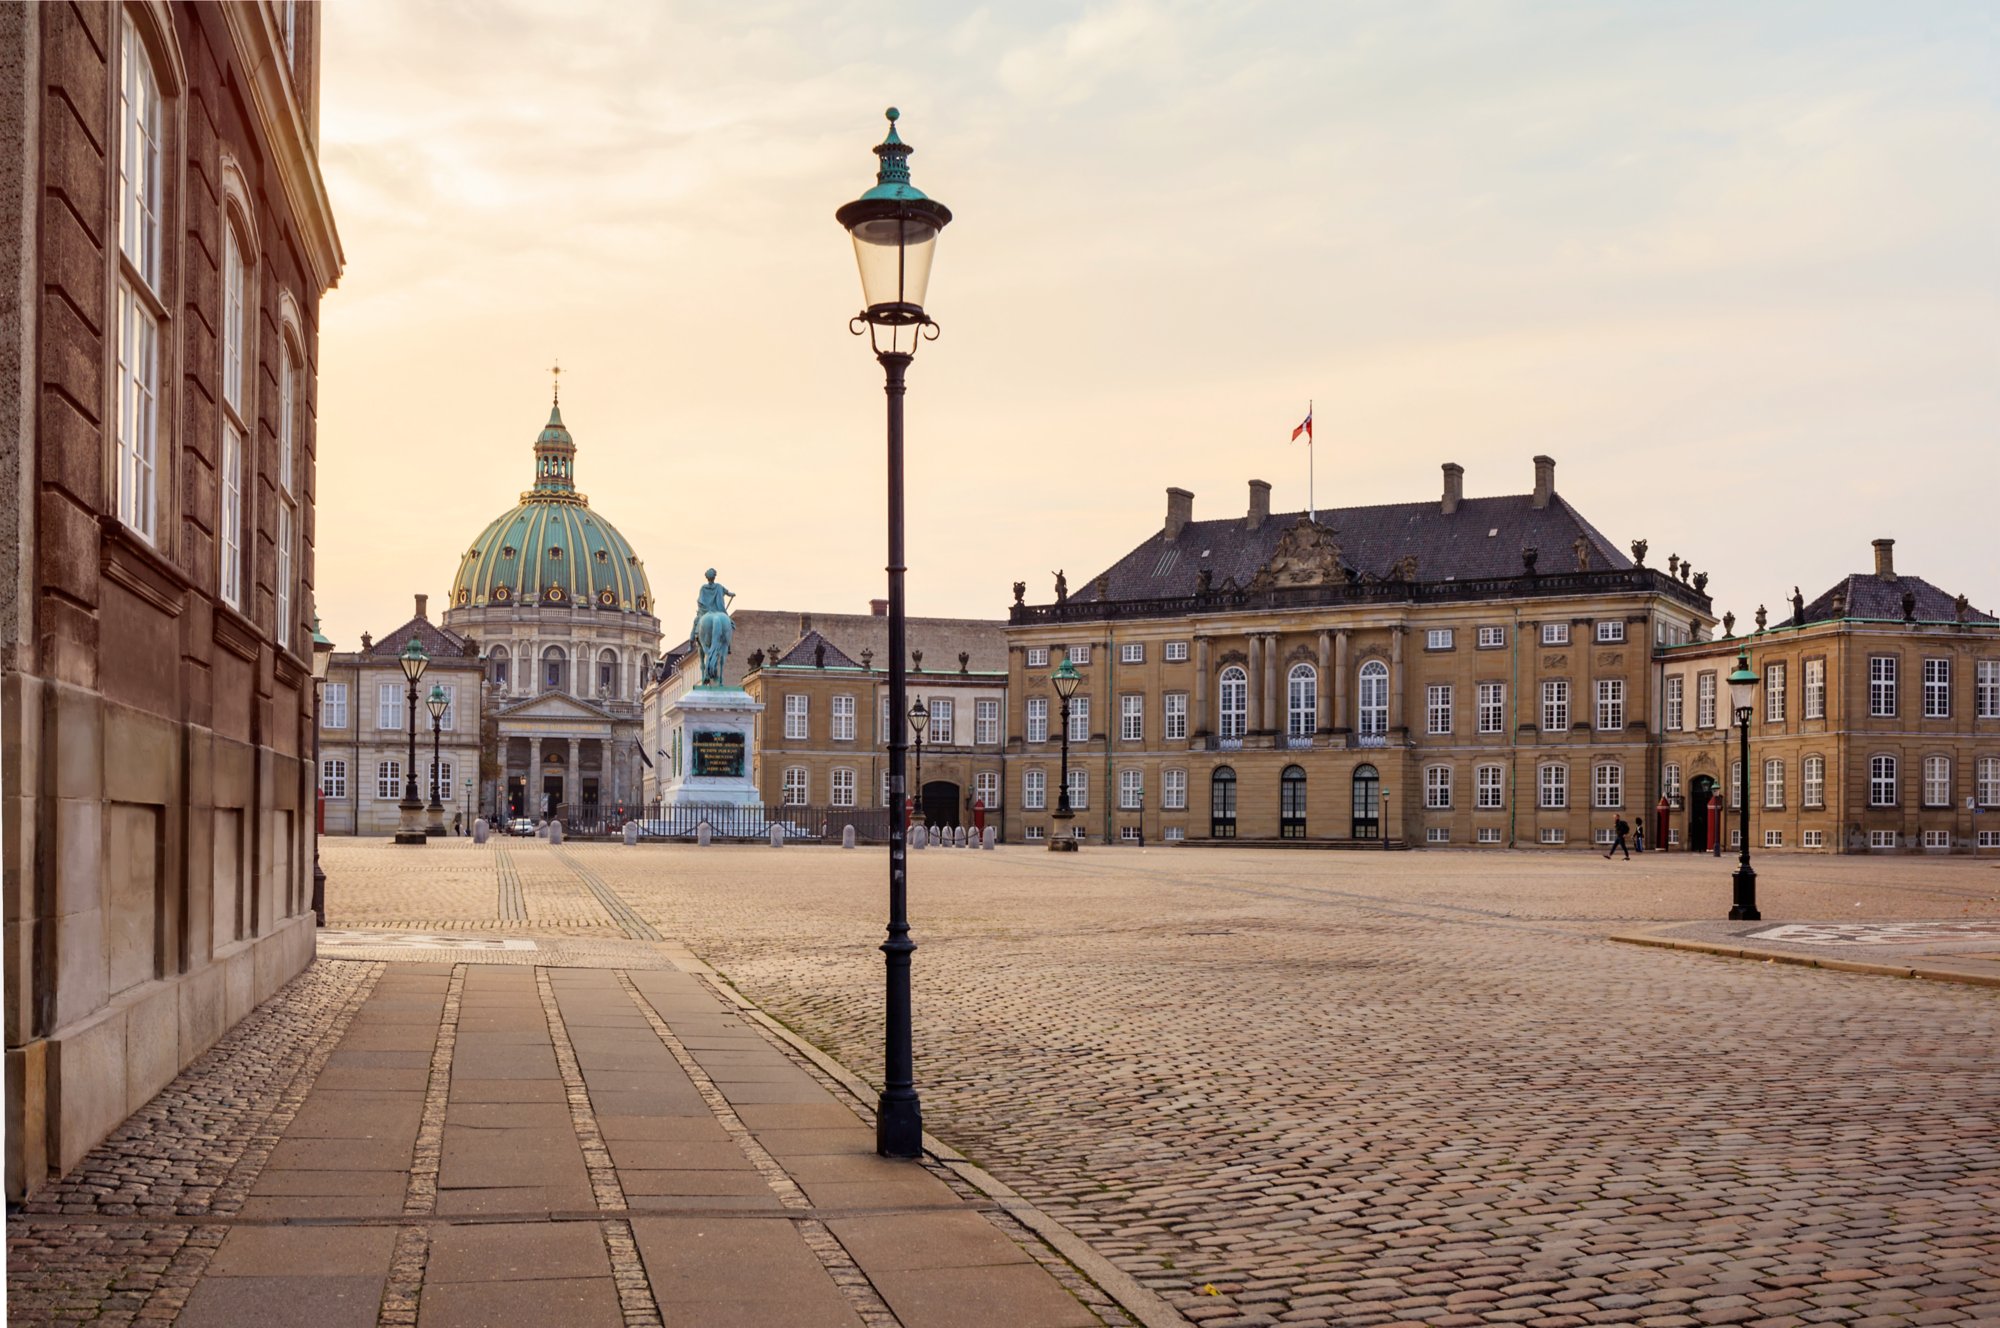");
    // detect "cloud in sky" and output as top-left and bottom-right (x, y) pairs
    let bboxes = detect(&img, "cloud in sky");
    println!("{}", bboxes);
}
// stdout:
(313, 0), (2000, 647)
